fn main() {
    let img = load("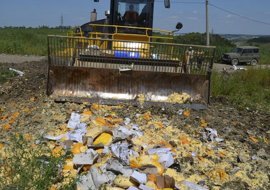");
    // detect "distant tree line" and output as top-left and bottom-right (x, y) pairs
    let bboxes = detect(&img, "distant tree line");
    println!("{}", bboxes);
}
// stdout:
(150, 32), (235, 61)
(174, 33), (235, 62)
(0, 26), (72, 29)
(173, 32), (234, 47)
(247, 36), (270, 44)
